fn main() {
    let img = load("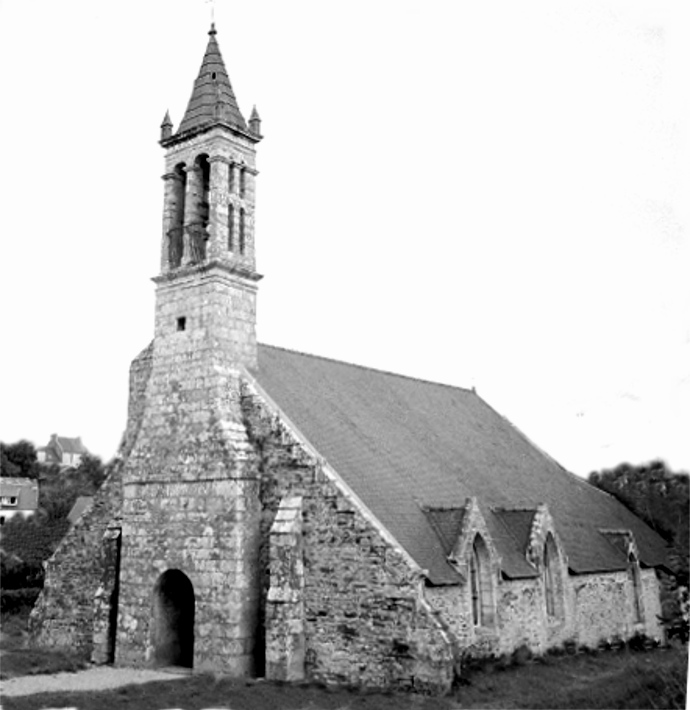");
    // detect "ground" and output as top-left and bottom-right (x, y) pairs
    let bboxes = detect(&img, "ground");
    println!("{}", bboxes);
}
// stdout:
(1, 612), (686, 710)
